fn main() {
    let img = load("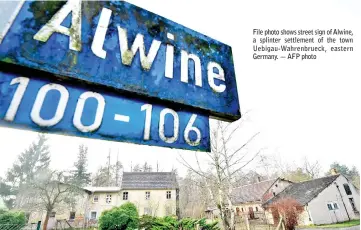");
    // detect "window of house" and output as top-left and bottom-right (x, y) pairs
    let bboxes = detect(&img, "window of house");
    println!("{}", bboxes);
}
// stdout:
(90, 211), (97, 220)
(166, 191), (171, 199)
(275, 184), (278, 187)
(256, 207), (259, 212)
(93, 195), (99, 203)
(241, 208), (244, 212)
(145, 191), (150, 200)
(123, 192), (128, 200)
(144, 207), (152, 215)
(349, 198), (358, 212)
(327, 203), (333, 210)
(50, 212), (56, 218)
(106, 194), (112, 204)
(69, 212), (76, 220)
(343, 184), (352, 195)
(273, 192), (276, 196)
(333, 203), (339, 210)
